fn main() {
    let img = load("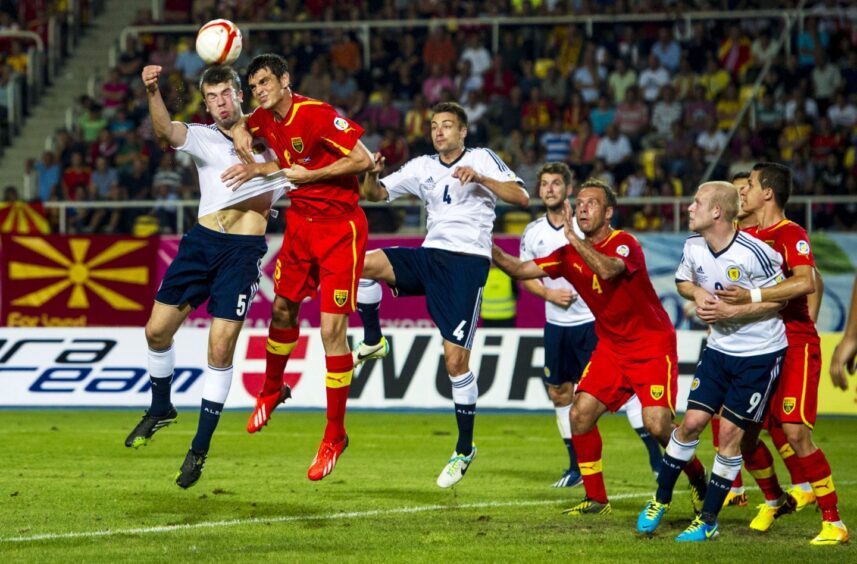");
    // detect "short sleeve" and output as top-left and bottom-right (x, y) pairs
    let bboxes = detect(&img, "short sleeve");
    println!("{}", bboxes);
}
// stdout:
(519, 223), (537, 262)
(311, 105), (365, 156)
(604, 232), (644, 276)
(380, 159), (423, 202)
(174, 123), (205, 159)
(533, 246), (567, 280)
(675, 241), (695, 282)
(780, 224), (815, 270)
(477, 148), (523, 185)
